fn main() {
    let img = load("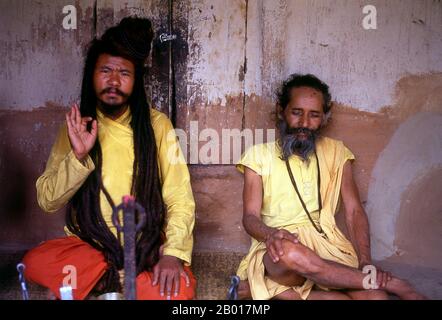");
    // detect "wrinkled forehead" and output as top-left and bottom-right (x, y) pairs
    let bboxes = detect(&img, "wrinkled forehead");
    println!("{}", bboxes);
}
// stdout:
(287, 86), (325, 112)
(95, 53), (135, 71)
